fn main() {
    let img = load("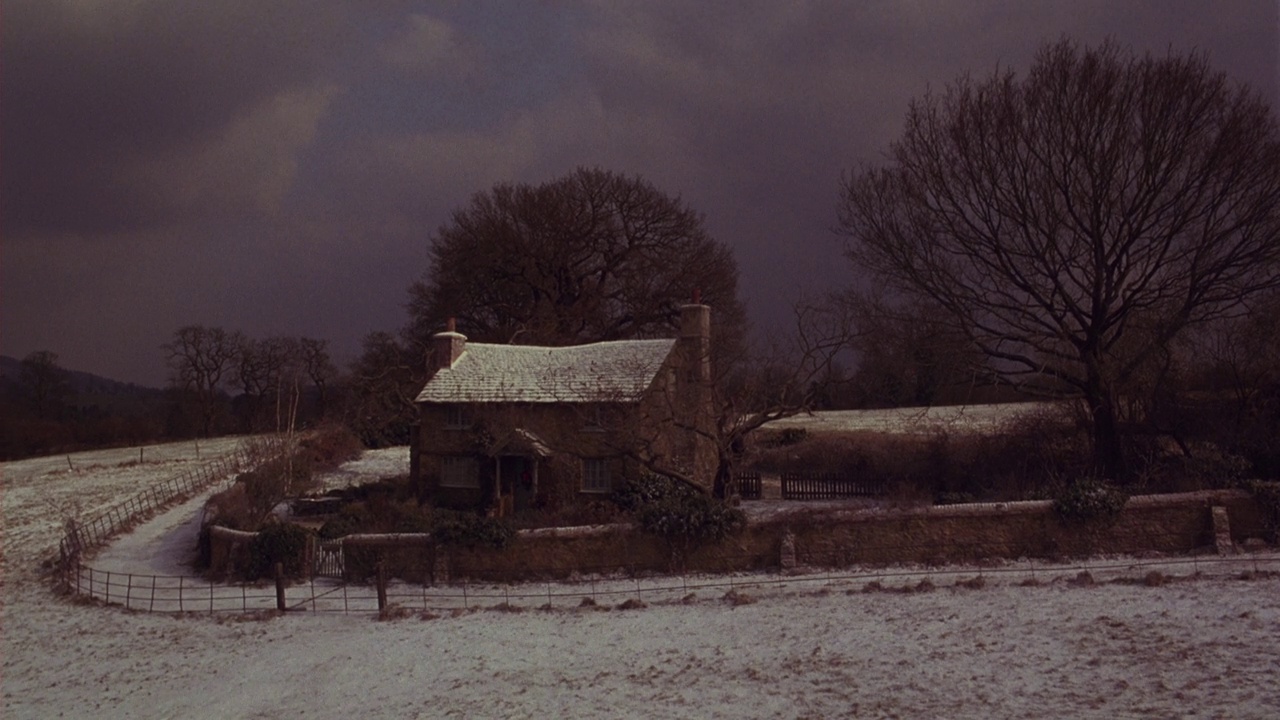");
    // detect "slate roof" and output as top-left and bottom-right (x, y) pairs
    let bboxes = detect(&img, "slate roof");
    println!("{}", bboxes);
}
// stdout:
(415, 338), (677, 404)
